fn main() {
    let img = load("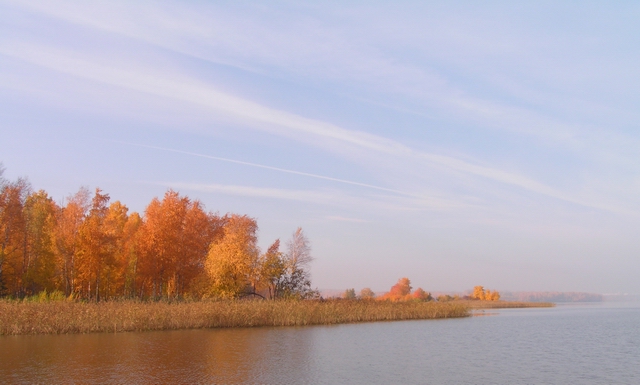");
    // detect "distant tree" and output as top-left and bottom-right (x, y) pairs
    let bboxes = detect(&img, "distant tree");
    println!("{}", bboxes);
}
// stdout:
(486, 290), (500, 301)
(343, 288), (356, 299)
(411, 287), (432, 301)
(471, 286), (500, 301)
(379, 277), (414, 301)
(437, 294), (453, 302)
(390, 277), (412, 297)
(472, 286), (486, 300)
(360, 287), (376, 300)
